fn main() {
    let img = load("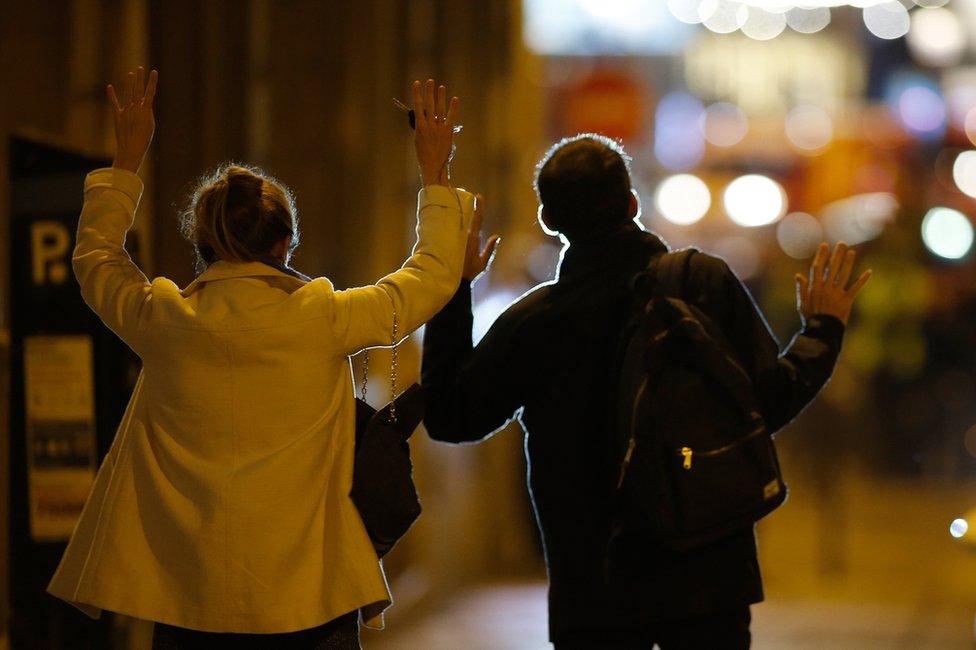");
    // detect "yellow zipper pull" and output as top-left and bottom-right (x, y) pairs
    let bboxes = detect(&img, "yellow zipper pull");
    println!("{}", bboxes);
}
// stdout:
(680, 447), (693, 470)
